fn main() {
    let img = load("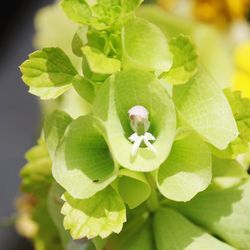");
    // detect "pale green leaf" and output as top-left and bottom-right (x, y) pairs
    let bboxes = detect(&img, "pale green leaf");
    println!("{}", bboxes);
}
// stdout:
(161, 34), (198, 85)
(153, 208), (235, 250)
(52, 115), (117, 199)
(82, 46), (121, 74)
(157, 132), (211, 202)
(72, 26), (88, 57)
(20, 47), (77, 88)
(72, 75), (95, 103)
(118, 169), (151, 209)
(61, 0), (92, 25)
(29, 84), (72, 100)
(122, 18), (172, 72)
(173, 67), (238, 150)
(173, 180), (250, 250)
(106, 218), (155, 250)
(44, 110), (73, 158)
(61, 187), (126, 239)
(93, 69), (176, 172)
